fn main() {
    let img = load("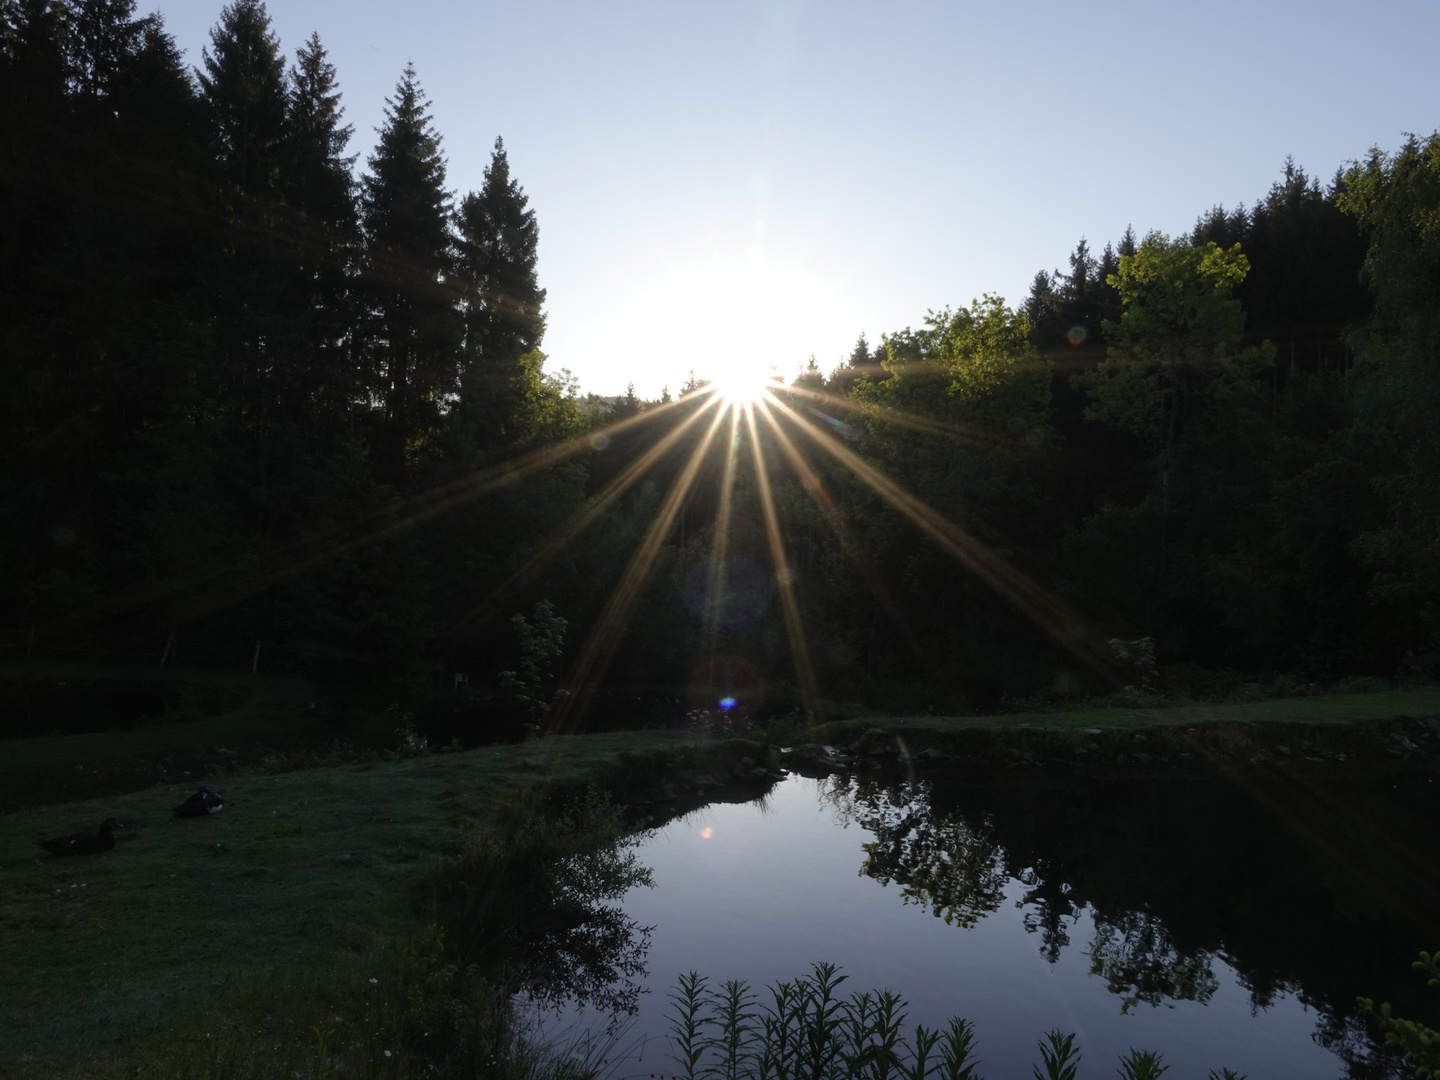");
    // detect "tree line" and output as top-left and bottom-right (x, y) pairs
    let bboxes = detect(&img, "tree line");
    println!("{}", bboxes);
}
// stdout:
(3, 0), (1439, 724)
(1, 0), (591, 703)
